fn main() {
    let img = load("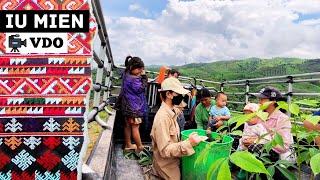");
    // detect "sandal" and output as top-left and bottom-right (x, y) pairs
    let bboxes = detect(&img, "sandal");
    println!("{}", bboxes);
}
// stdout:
(124, 144), (137, 152)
